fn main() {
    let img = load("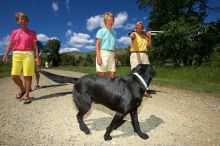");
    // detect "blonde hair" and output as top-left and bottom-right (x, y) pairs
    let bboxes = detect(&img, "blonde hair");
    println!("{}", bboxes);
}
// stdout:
(15, 12), (29, 23)
(103, 12), (114, 23)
